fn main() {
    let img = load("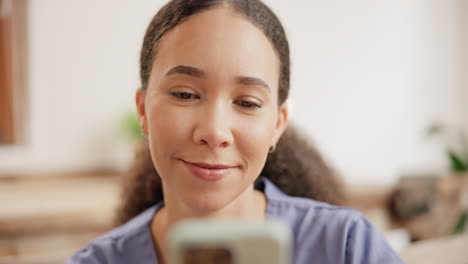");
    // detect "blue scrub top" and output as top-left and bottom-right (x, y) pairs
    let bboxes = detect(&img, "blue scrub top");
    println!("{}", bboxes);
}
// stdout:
(67, 177), (405, 264)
